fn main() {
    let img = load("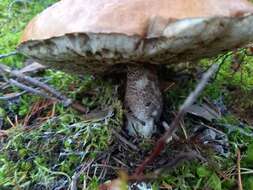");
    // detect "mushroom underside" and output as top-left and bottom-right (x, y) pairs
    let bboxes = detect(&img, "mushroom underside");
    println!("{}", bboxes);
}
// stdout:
(17, 15), (253, 137)
(18, 15), (253, 75)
